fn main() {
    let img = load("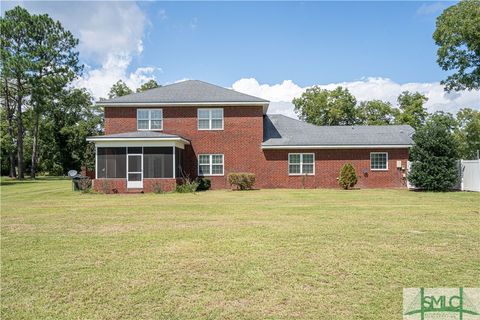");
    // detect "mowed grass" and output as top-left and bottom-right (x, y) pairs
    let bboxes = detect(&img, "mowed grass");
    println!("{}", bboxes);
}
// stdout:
(1, 178), (479, 320)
